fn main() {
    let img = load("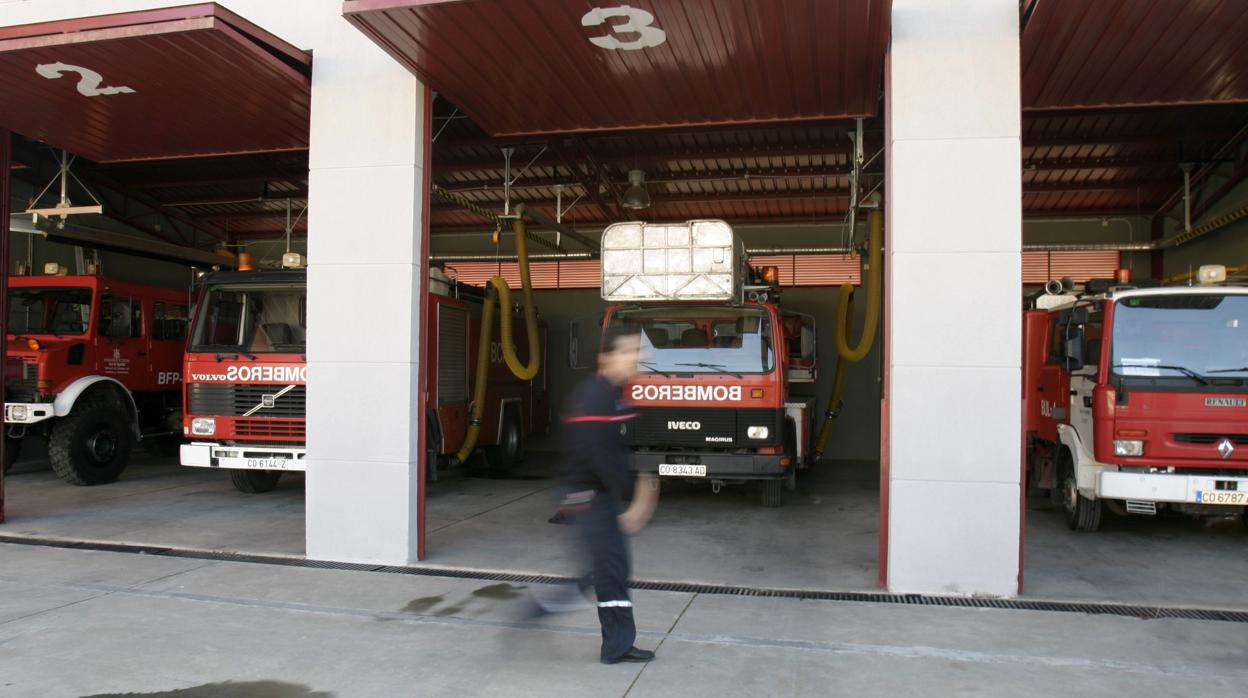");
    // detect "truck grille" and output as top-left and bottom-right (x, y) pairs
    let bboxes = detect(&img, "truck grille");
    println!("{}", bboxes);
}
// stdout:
(625, 408), (782, 448)
(1175, 433), (1248, 445)
(188, 384), (306, 418)
(234, 418), (305, 439)
(5, 362), (39, 403)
